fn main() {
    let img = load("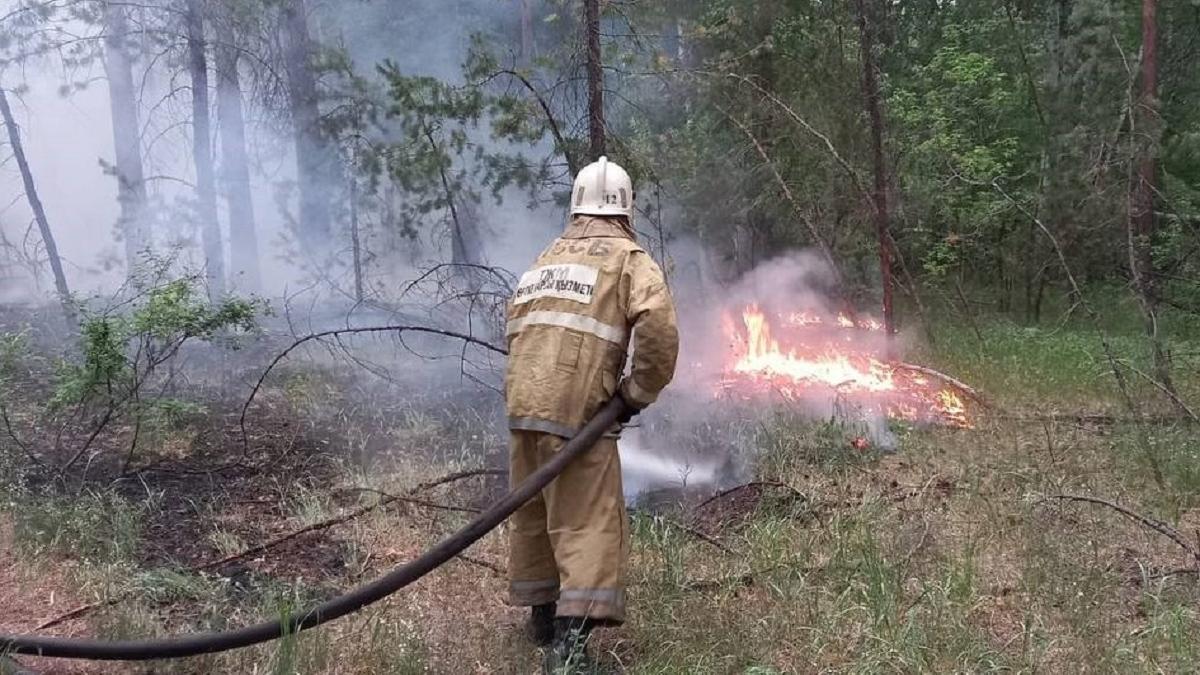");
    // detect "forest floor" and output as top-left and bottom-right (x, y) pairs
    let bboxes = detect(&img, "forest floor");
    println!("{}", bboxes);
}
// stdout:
(1, 304), (1199, 674)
